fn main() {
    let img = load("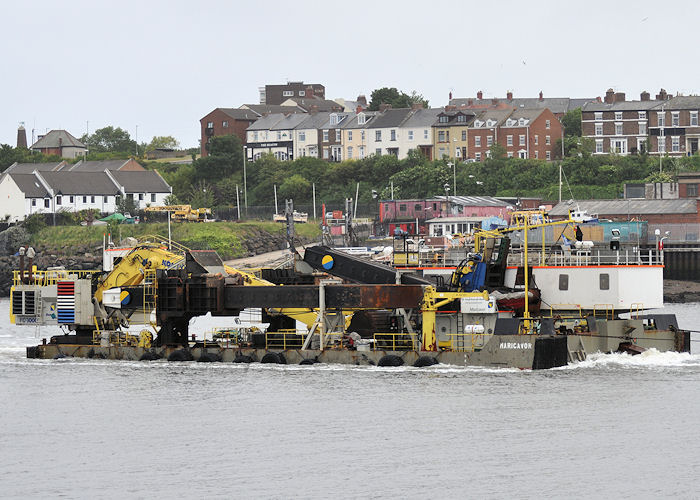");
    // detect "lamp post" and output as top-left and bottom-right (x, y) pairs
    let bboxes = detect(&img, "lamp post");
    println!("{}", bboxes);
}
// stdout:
(447, 161), (456, 197)
(243, 145), (248, 215)
(444, 183), (451, 216)
(659, 105), (665, 174)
